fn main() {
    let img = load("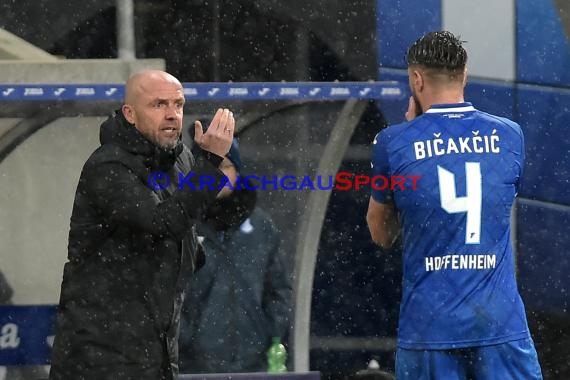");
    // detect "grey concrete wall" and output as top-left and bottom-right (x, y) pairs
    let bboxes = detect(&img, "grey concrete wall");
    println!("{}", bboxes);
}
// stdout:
(442, 0), (515, 81)
(0, 28), (58, 60)
(0, 117), (103, 304)
(0, 119), (20, 139)
(0, 58), (165, 84)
